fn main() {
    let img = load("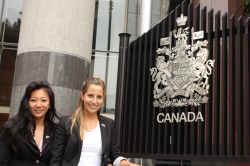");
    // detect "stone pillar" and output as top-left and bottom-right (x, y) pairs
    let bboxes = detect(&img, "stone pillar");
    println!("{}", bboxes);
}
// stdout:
(9, 0), (95, 117)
